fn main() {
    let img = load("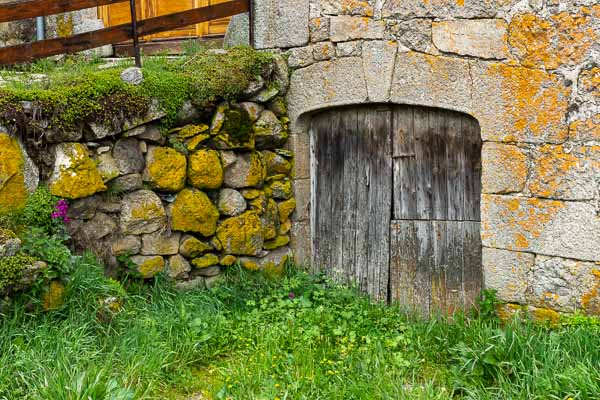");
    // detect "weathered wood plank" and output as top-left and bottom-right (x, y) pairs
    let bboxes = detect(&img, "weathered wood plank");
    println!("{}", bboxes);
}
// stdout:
(341, 109), (359, 284)
(431, 111), (449, 221)
(0, 0), (249, 64)
(463, 221), (483, 309)
(354, 108), (371, 292)
(430, 221), (447, 314)
(445, 221), (464, 313)
(364, 107), (392, 302)
(414, 108), (433, 220)
(446, 112), (465, 221)
(0, 0), (127, 23)
(415, 221), (433, 314)
(390, 221), (417, 308)
(463, 115), (482, 221)
(392, 106), (417, 220)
